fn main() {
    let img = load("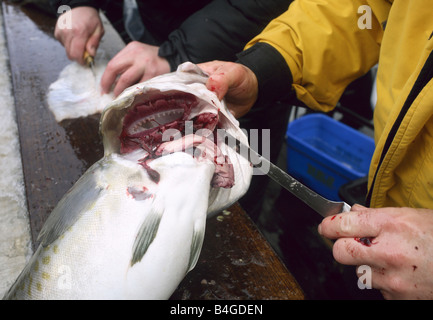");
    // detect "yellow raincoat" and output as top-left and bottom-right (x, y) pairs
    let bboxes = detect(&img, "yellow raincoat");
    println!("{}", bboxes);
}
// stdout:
(242, 0), (433, 209)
